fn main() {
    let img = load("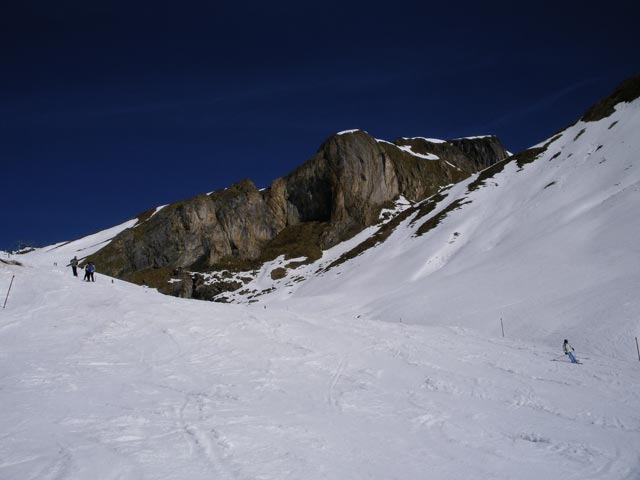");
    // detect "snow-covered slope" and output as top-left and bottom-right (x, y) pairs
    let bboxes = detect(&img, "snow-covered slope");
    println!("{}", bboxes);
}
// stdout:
(19, 218), (139, 268)
(235, 96), (640, 363)
(1, 251), (639, 479)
